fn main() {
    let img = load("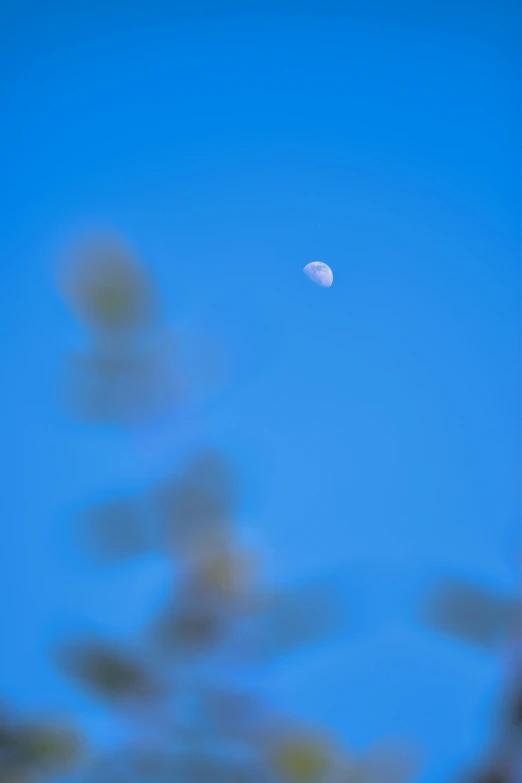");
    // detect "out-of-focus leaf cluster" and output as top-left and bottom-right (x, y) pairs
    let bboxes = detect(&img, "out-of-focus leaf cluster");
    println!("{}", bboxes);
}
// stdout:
(55, 639), (159, 706)
(420, 574), (522, 782)
(58, 236), (156, 333)
(9, 231), (431, 783)
(156, 448), (239, 562)
(57, 235), (191, 425)
(257, 576), (347, 663)
(9, 228), (520, 783)
(51, 233), (421, 783)
(420, 576), (515, 651)
(0, 709), (83, 783)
